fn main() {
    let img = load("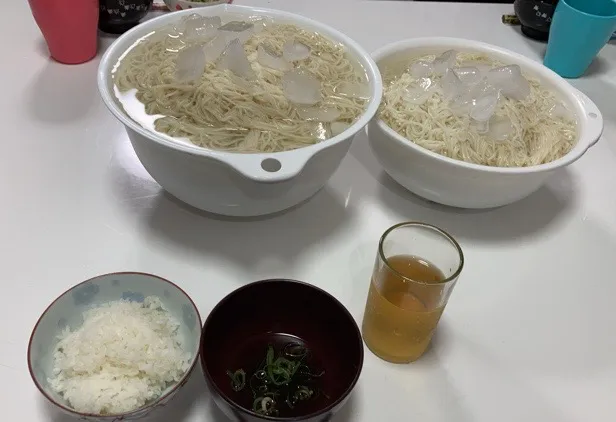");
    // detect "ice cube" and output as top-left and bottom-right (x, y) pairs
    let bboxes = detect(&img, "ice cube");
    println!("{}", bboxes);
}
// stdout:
(296, 106), (341, 122)
(448, 79), (499, 120)
(164, 30), (186, 53)
(175, 44), (207, 82)
(181, 14), (202, 34)
(248, 15), (274, 33)
(334, 82), (370, 100)
(432, 50), (458, 76)
(487, 116), (514, 141)
(282, 69), (321, 105)
(441, 68), (465, 100)
(219, 21), (255, 44)
(181, 13), (201, 24)
(228, 72), (254, 92)
(219, 21), (254, 32)
(183, 15), (221, 41)
(548, 102), (570, 119)
(330, 121), (350, 136)
(449, 97), (472, 116)
(472, 119), (490, 134)
(217, 39), (256, 81)
(447, 87), (474, 116)
(502, 80), (530, 101)
(460, 60), (492, 74)
(156, 25), (186, 52)
(409, 60), (433, 79)
(454, 67), (483, 85)
(257, 44), (292, 71)
(309, 122), (331, 141)
(486, 65), (521, 86)
(468, 82), (500, 123)
(182, 14), (221, 28)
(203, 35), (227, 63)
(446, 71), (487, 115)
(402, 77), (436, 105)
(486, 65), (530, 101)
(282, 41), (311, 62)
